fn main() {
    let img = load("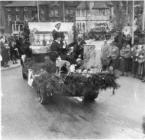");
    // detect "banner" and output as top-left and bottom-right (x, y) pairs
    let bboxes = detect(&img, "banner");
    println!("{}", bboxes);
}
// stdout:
(28, 22), (74, 47)
(84, 40), (103, 71)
